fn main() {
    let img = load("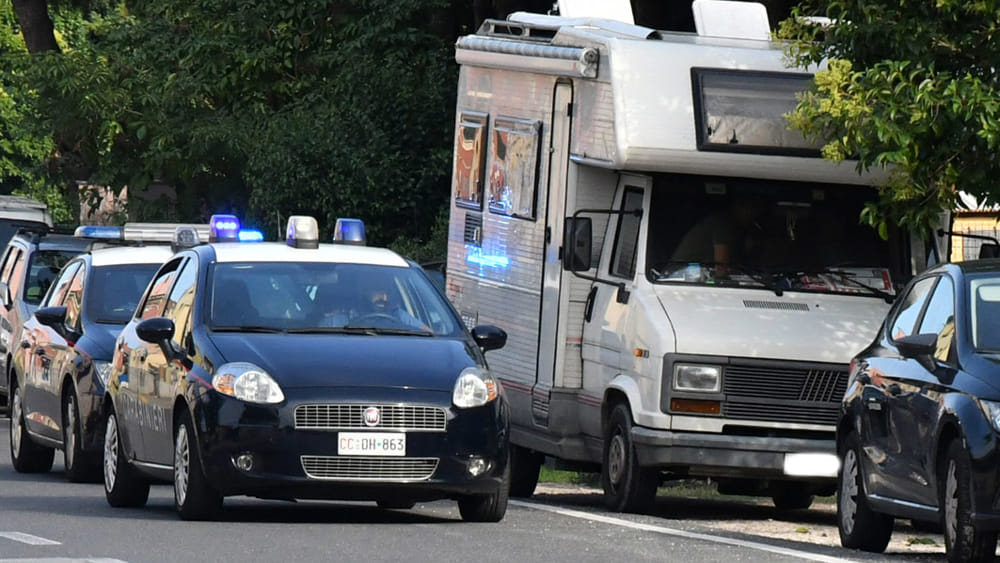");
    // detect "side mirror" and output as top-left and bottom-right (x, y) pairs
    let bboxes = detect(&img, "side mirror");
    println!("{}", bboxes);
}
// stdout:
(981, 243), (1000, 259)
(471, 324), (507, 352)
(562, 217), (592, 272)
(136, 317), (175, 345)
(896, 332), (937, 359)
(35, 306), (67, 329)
